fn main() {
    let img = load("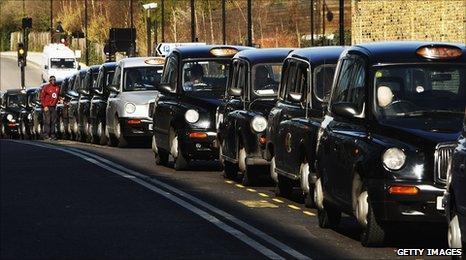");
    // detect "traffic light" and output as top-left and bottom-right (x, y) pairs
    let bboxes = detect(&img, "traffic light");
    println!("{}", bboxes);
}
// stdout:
(22, 17), (32, 29)
(17, 43), (26, 66)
